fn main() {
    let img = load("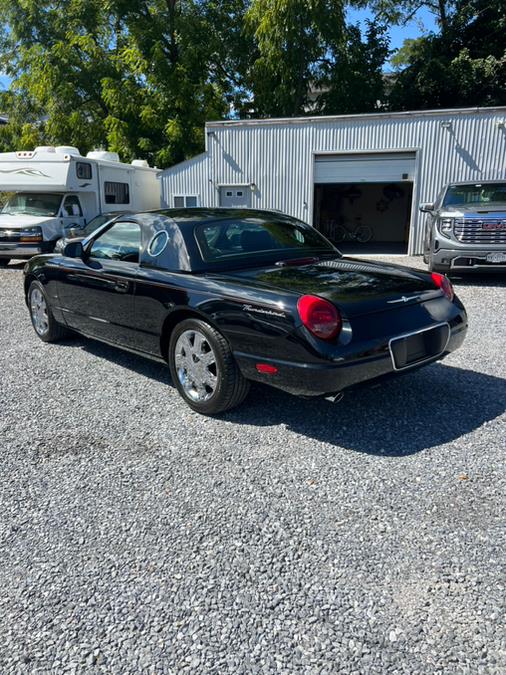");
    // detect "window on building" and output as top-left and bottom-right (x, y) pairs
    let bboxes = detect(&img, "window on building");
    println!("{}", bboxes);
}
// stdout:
(76, 162), (92, 180)
(104, 181), (130, 204)
(174, 195), (198, 207)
